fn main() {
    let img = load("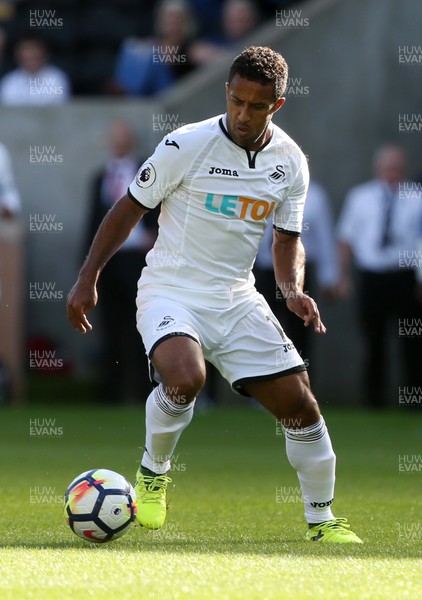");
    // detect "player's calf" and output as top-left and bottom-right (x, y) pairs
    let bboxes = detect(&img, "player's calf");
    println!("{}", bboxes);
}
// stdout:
(247, 371), (320, 427)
